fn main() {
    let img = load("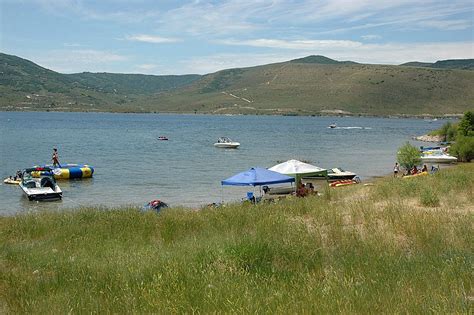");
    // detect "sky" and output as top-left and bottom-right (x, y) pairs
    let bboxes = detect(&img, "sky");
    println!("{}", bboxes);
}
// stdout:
(1, 0), (473, 75)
